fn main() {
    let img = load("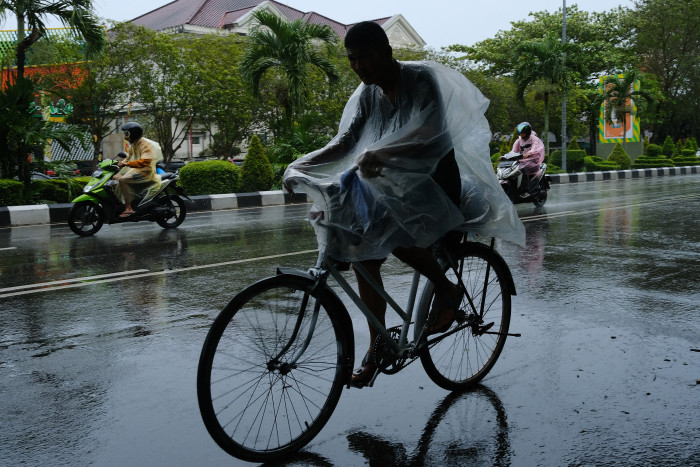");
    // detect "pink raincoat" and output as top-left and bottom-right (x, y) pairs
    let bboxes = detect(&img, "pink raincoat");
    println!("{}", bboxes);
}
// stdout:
(512, 131), (545, 176)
